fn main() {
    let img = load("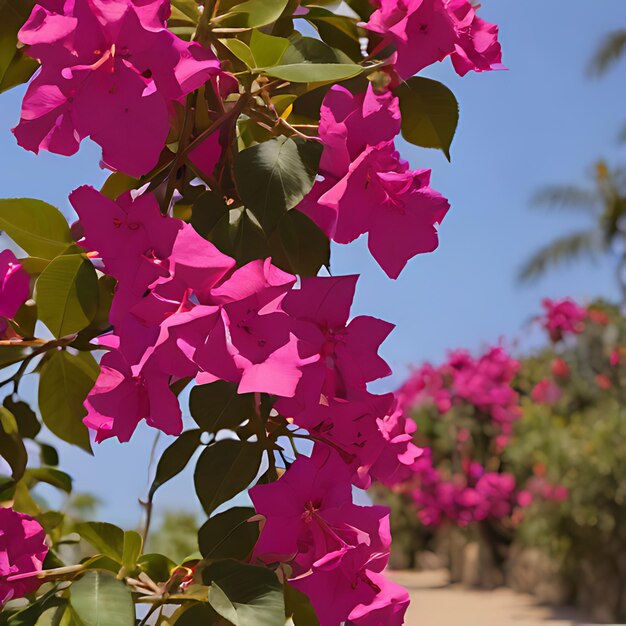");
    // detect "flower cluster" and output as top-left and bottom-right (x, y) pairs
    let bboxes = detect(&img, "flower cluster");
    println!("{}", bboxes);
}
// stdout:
(399, 345), (522, 440)
(14, 0), (223, 177)
(4, 0), (508, 618)
(540, 297), (587, 342)
(0, 250), (29, 339)
(365, 0), (504, 79)
(300, 84), (450, 279)
(410, 454), (523, 526)
(0, 507), (47, 606)
(250, 450), (409, 625)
